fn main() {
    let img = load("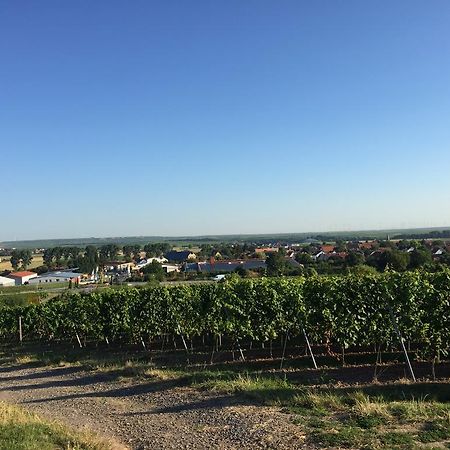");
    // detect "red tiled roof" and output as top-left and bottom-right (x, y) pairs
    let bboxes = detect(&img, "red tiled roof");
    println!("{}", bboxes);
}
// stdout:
(255, 247), (279, 253)
(320, 245), (335, 253)
(358, 242), (375, 250)
(8, 271), (37, 278)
